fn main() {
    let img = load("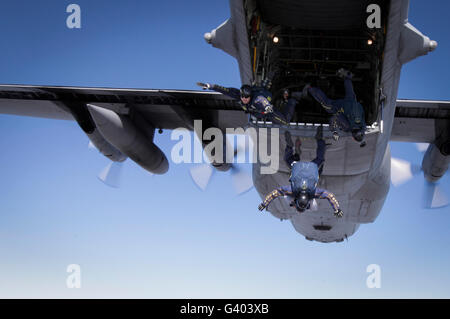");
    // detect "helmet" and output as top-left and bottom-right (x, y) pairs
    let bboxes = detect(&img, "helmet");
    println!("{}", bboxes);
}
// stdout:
(352, 129), (364, 142)
(295, 192), (310, 212)
(240, 85), (252, 98)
